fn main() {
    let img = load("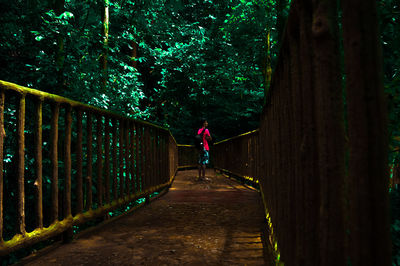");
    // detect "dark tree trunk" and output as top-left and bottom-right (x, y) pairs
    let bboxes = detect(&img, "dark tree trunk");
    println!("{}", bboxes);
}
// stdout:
(101, 0), (110, 91)
(54, 0), (65, 92)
